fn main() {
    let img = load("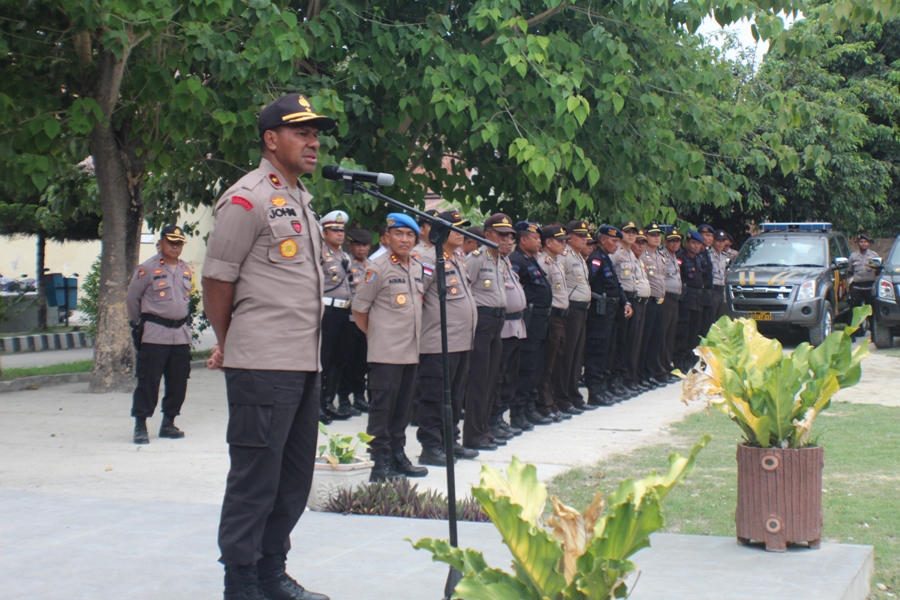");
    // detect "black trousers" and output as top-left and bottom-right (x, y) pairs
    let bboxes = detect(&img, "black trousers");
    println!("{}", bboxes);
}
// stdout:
(366, 363), (417, 454)
(320, 306), (351, 403)
(584, 305), (618, 389)
(710, 288), (726, 323)
(131, 343), (191, 418)
(555, 306), (588, 409)
(463, 313), (503, 446)
(337, 323), (367, 397)
(492, 336), (521, 418)
(624, 300), (647, 385)
(417, 351), (469, 448)
(218, 369), (319, 566)
(612, 302), (629, 379)
(512, 312), (549, 413)
(675, 291), (702, 370)
(537, 314), (567, 415)
(660, 297), (680, 378)
(639, 299), (665, 381)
